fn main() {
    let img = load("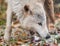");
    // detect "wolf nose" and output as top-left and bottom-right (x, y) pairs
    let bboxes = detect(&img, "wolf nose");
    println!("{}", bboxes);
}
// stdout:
(45, 35), (51, 39)
(24, 5), (29, 12)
